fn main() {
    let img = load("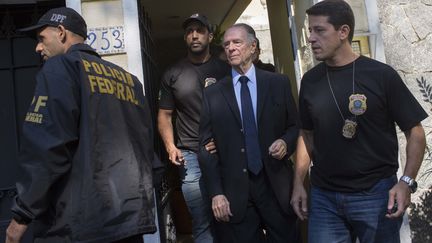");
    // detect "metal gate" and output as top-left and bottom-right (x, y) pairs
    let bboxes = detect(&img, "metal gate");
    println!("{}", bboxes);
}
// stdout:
(138, 3), (177, 242)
